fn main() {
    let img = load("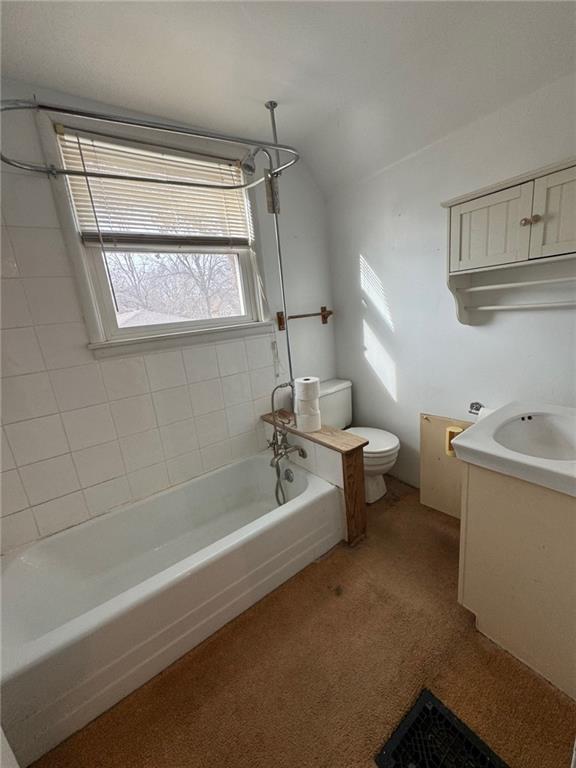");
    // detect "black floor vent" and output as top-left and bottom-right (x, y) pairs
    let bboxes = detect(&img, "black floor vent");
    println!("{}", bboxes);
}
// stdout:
(375, 689), (510, 768)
